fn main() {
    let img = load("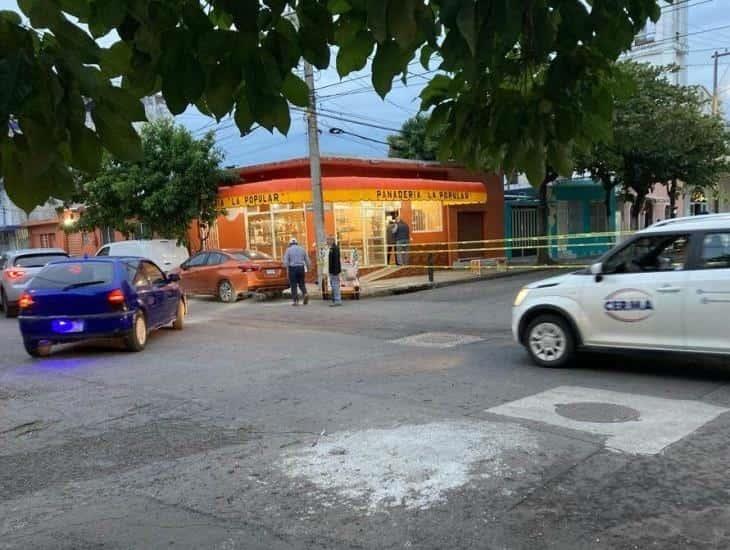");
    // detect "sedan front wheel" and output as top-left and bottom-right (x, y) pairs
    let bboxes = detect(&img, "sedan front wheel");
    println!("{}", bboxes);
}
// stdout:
(525, 314), (575, 368)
